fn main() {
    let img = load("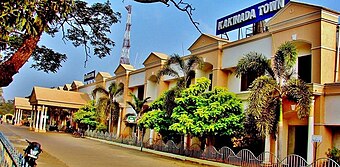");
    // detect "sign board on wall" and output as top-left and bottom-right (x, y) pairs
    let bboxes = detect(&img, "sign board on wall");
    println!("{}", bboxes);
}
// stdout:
(216, 0), (290, 35)
(84, 70), (96, 82)
(312, 135), (322, 143)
